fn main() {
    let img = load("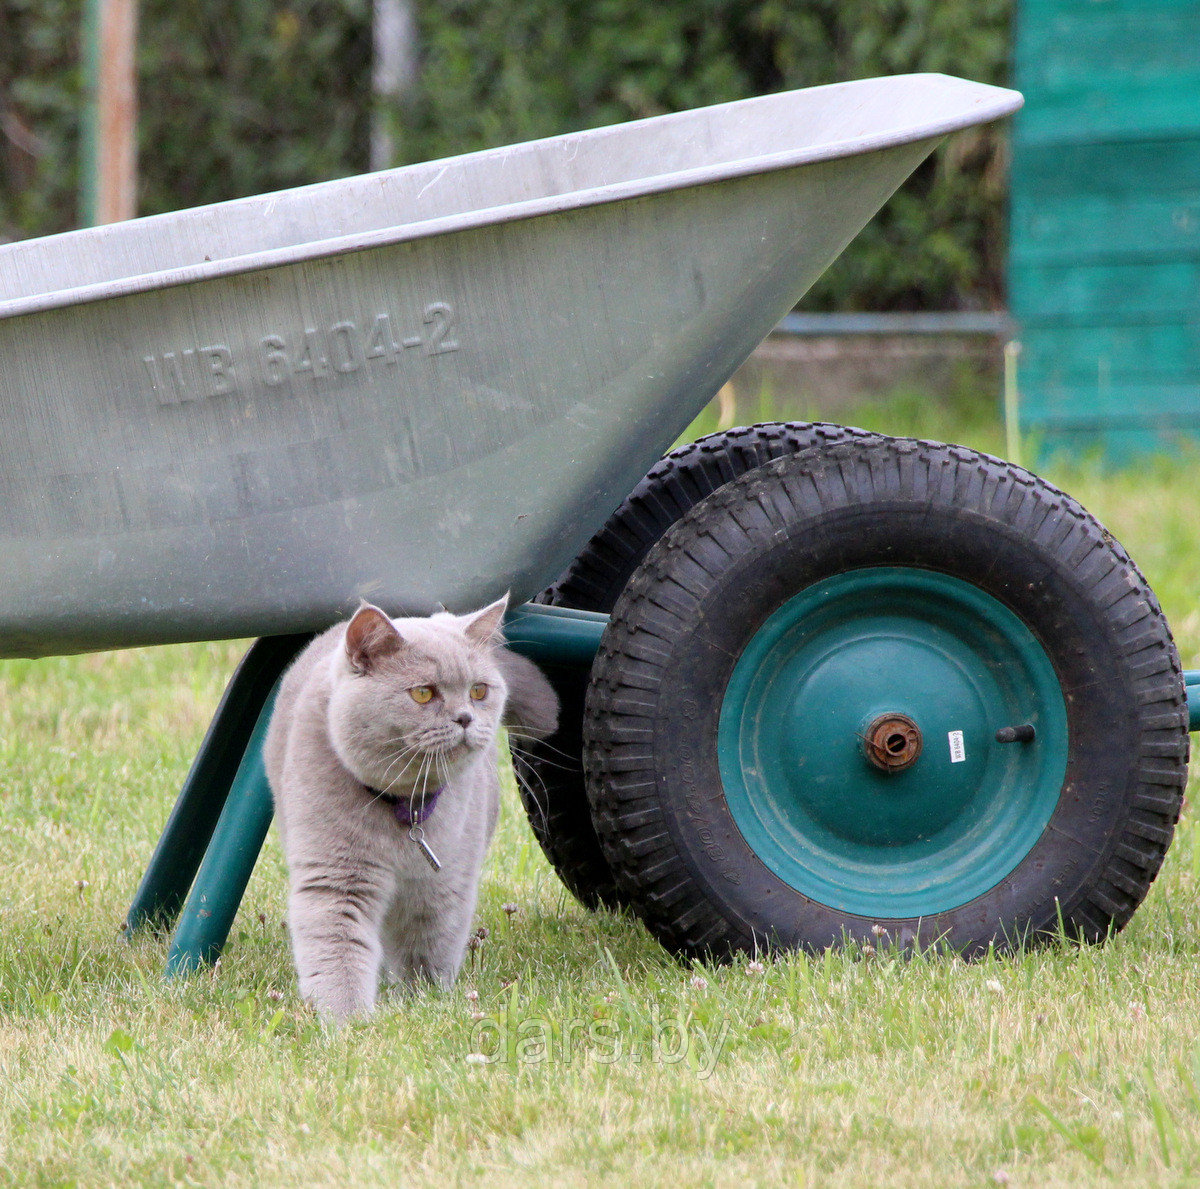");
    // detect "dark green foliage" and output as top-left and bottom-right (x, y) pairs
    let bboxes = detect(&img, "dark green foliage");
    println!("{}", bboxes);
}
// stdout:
(0, 0), (1010, 310)
(0, 0), (371, 240)
(0, 0), (82, 241)
(137, 1), (371, 213)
